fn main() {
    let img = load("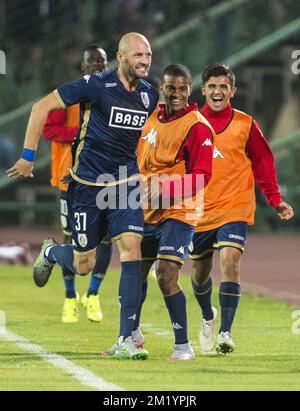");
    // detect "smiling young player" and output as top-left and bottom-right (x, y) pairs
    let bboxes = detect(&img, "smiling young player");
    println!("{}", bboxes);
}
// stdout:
(132, 64), (214, 360)
(189, 64), (294, 354)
